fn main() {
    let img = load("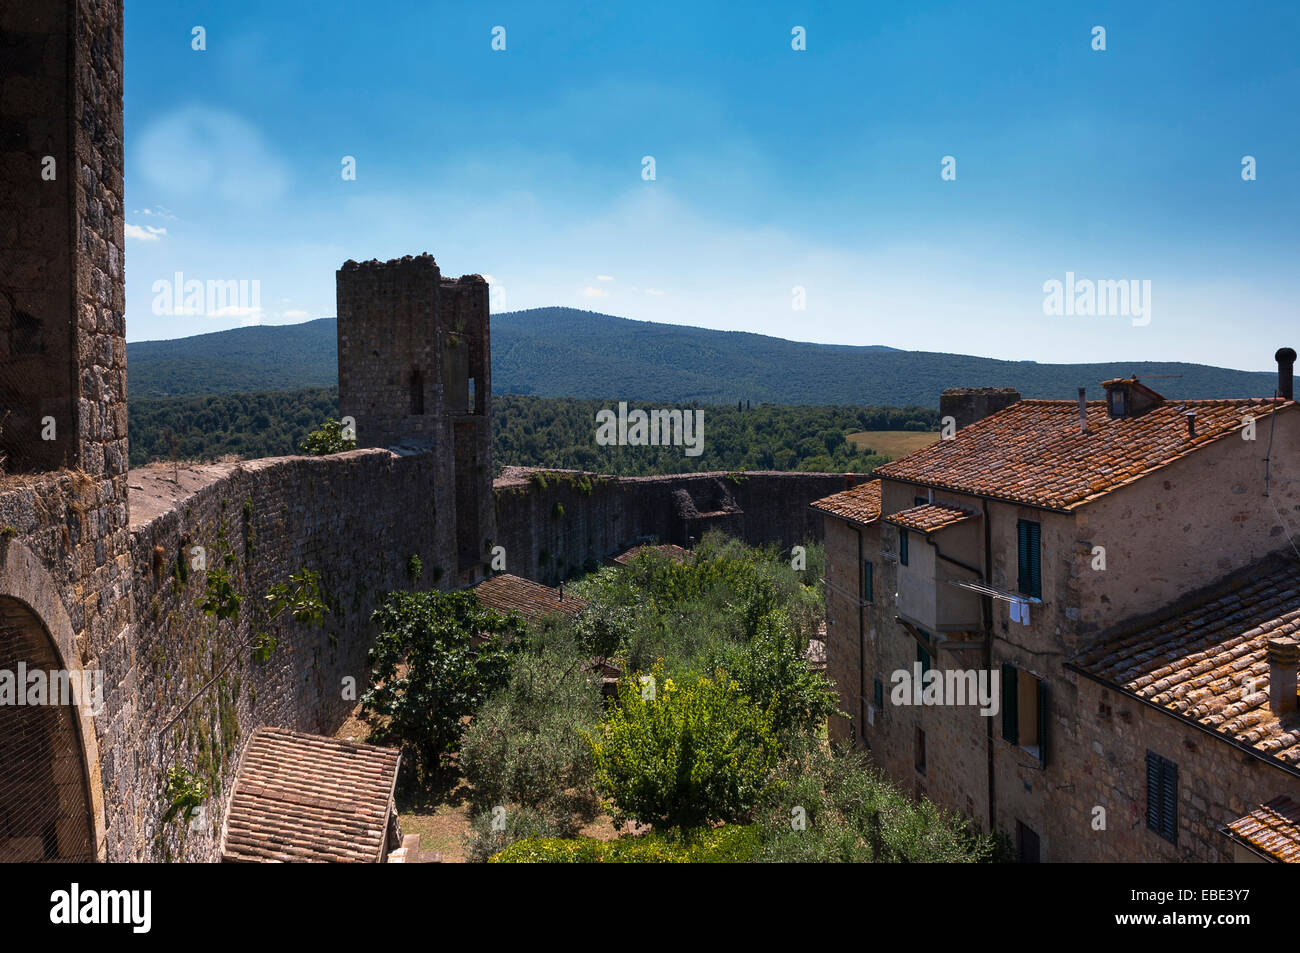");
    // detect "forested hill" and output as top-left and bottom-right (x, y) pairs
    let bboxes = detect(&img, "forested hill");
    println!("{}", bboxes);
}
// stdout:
(125, 309), (1276, 406)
